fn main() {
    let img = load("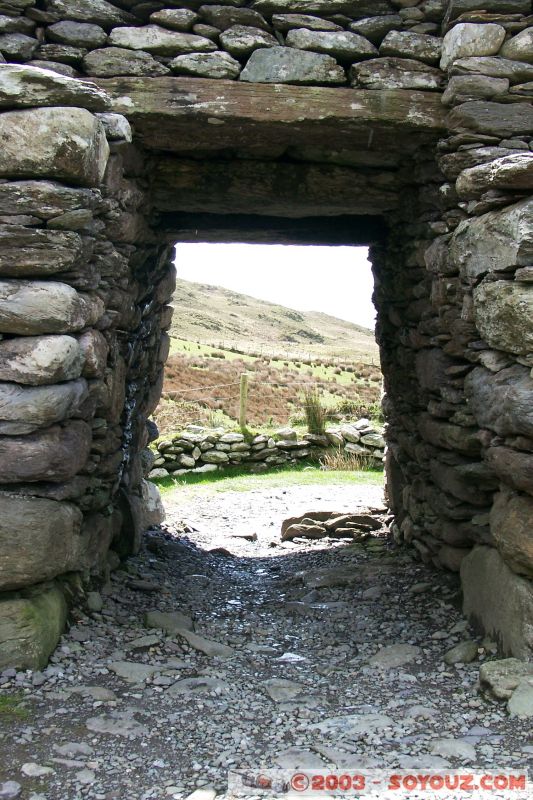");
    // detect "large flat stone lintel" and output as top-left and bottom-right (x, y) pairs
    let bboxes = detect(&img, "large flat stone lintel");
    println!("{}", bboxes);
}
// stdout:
(93, 77), (446, 156)
(154, 157), (399, 217)
(159, 212), (386, 245)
